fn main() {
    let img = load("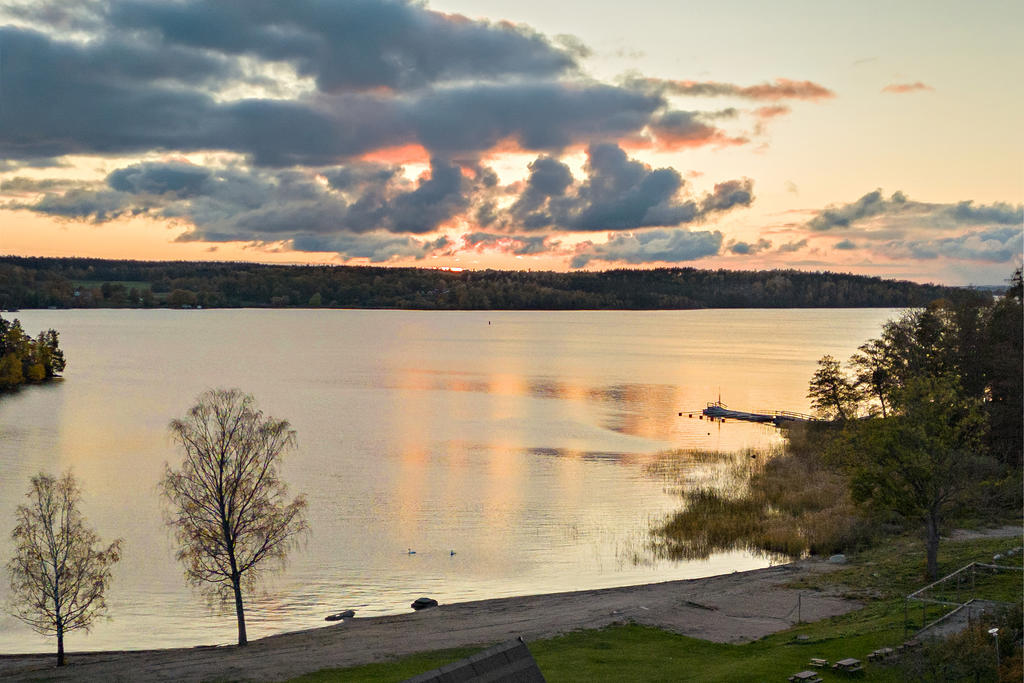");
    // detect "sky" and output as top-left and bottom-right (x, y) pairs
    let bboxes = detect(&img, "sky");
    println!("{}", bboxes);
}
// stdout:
(0, 0), (1021, 285)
